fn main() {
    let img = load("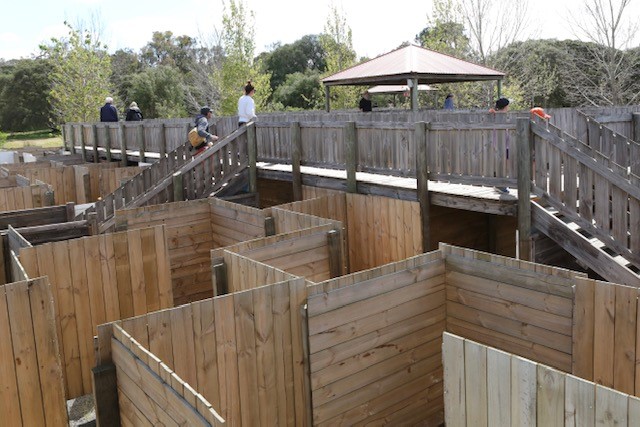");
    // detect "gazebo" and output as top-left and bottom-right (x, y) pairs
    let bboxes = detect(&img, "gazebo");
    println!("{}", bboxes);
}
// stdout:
(322, 44), (505, 111)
